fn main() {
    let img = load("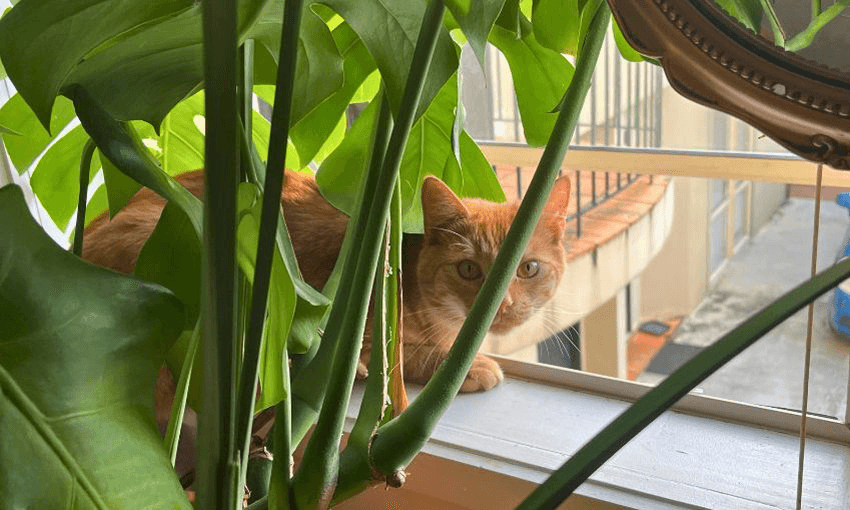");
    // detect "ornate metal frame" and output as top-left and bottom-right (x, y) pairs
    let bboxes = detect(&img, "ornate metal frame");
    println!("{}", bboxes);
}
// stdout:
(607, 0), (850, 169)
